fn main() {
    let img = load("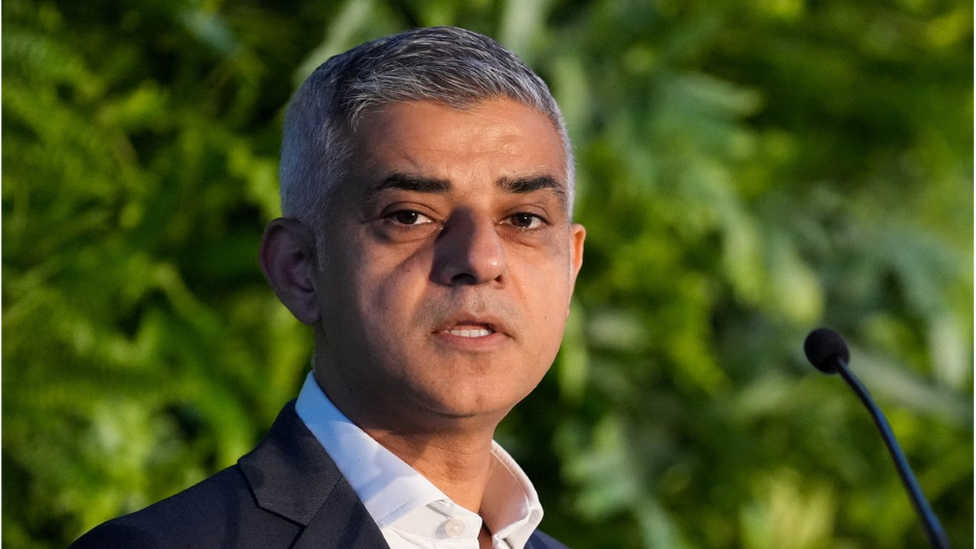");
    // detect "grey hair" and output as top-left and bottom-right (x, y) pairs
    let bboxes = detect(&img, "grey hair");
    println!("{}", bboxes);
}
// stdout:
(279, 26), (575, 242)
